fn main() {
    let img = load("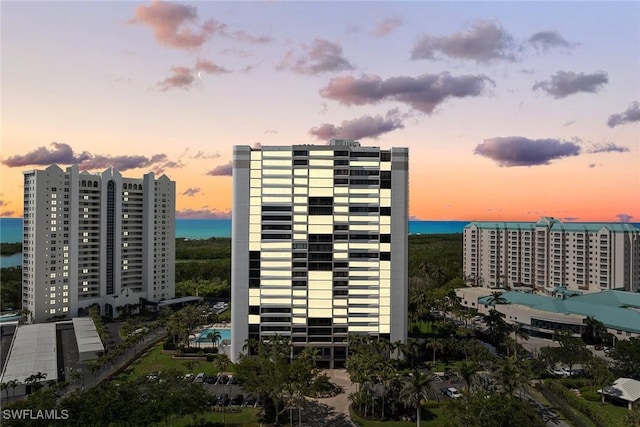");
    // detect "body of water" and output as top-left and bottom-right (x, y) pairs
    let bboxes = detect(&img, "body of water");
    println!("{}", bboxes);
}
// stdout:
(0, 218), (469, 245)
(195, 327), (232, 343)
